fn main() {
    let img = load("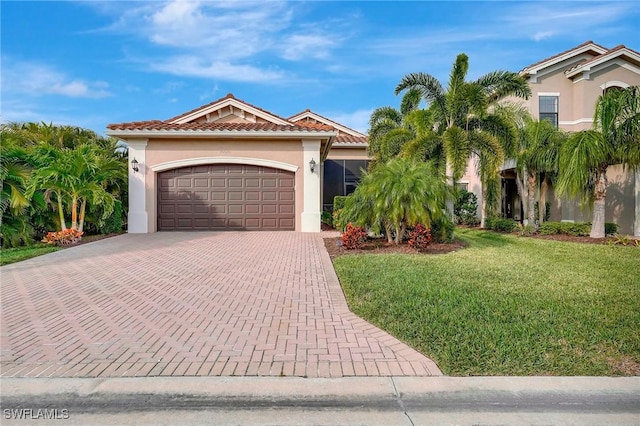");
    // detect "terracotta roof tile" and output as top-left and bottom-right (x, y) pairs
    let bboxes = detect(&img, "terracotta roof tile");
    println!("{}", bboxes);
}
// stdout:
(289, 110), (367, 137)
(565, 44), (640, 74)
(520, 40), (608, 73)
(335, 134), (368, 144)
(166, 93), (294, 123)
(107, 121), (334, 132)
